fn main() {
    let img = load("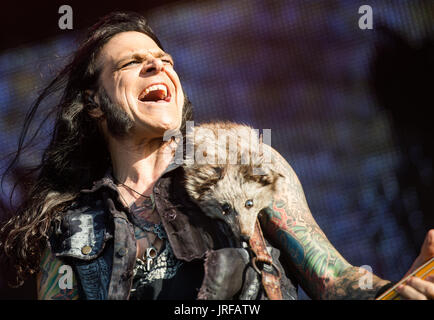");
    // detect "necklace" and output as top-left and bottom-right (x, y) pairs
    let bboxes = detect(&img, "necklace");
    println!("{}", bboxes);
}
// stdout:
(113, 177), (151, 199)
(113, 176), (161, 272)
(113, 177), (163, 236)
(113, 177), (154, 217)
